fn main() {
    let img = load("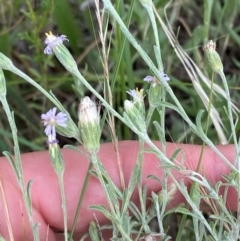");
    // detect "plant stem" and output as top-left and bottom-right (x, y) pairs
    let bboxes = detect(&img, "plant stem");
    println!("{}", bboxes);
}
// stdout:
(176, 71), (215, 241)
(146, 106), (155, 128)
(58, 172), (68, 241)
(218, 71), (238, 158)
(144, 4), (163, 71)
(0, 96), (39, 241)
(69, 162), (93, 240)
(137, 139), (150, 233)
(90, 152), (132, 241)
(218, 70), (240, 237)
